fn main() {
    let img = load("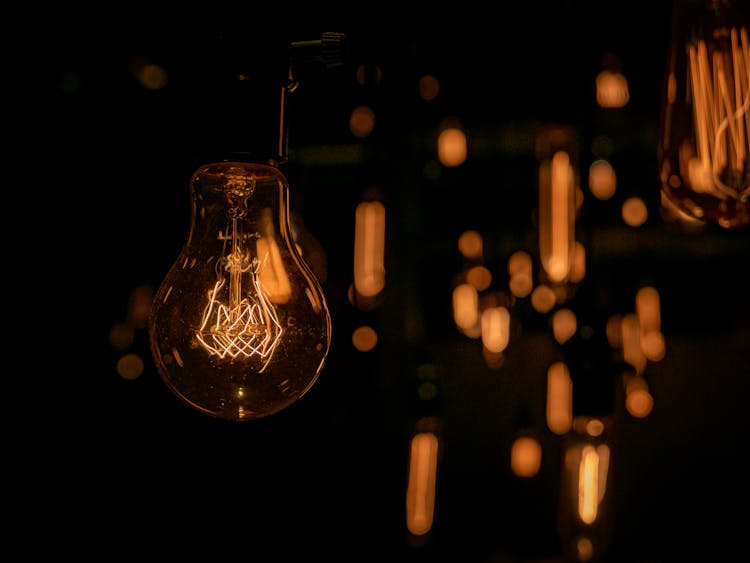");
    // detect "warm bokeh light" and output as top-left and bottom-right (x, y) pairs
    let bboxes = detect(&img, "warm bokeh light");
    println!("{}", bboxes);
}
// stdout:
(579, 445), (600, 524)
(552, 308), (577, 344)
(109, 321), (135, 351)
(539, 150), (575, 283)
(626, 387), (654, 418)
(570, 241), (586, 284)
(508, 250), (534, 298)
(131, 56), (168, 90)
(453, 283), (479, 333)
(419, 74), (440, 101)
(510, 436), (542, 478)
(621, 196), (648, 227)
(622, 313), (646, 375)
(438, 126), (467, 167)
(588, 159), (617, 200)
(595, 70), (630, 108)
(636, 286), (661, 333)
(458, 230), (483, 261)
(531, 284), (557, 313)
(352, 325), (378, 352)
(117, 353), (144, 380)
(466, 265), (492, 291)
(481, 306), (510, 354)
(641, 330), (666, 362)
(406, 432), (439, 536)
(576, 536), (595, 562)
(605, 313), (623, 349)
(354, 200), (386, 299)
(547, 361), (573, 435)
(350, 105), (376, 138)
